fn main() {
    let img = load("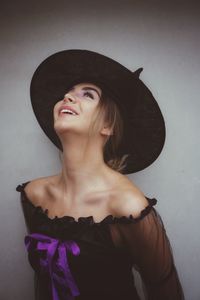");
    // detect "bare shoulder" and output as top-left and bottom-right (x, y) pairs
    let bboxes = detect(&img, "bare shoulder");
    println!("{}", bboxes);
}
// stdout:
(23, 176), (52, 206)
(109, 175), (149, 218)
